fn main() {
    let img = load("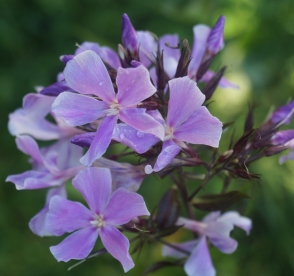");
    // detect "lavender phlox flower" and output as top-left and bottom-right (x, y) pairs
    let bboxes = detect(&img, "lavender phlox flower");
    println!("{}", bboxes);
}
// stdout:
(52, 50), (164, 166)
(45, 167), (150, 272)
(94, 157), (146, 192)
(6, 135), (84, 190)
(162, 211), (252, 276)
(29, 185), (67, 237)
(145, 77), (222, 174)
